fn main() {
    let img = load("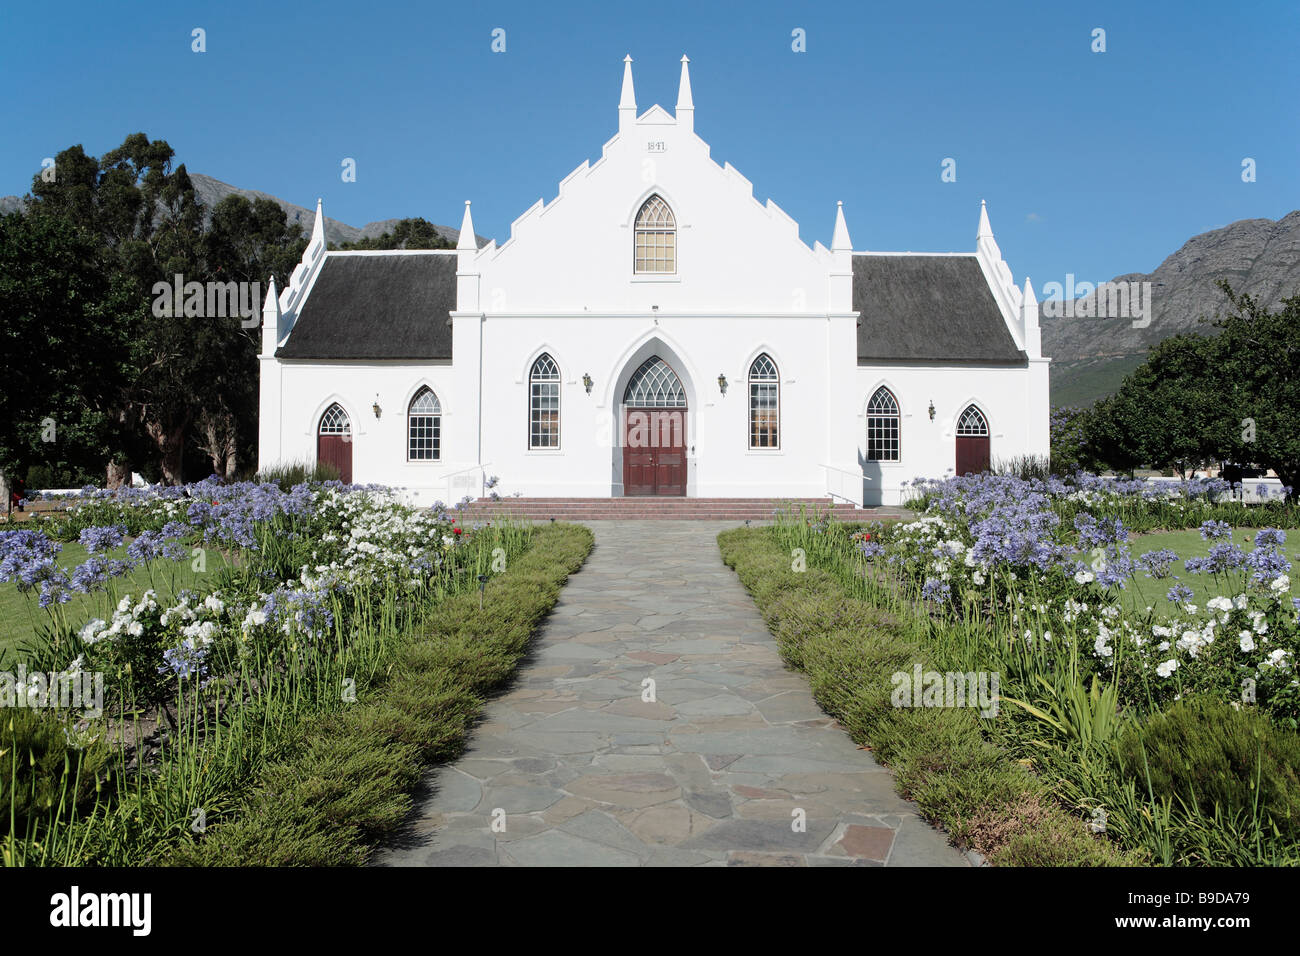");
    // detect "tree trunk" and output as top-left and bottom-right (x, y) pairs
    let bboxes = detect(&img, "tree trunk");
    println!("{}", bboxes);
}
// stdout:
(106, 459), (131, 489)
(145, 417), (188, 486)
